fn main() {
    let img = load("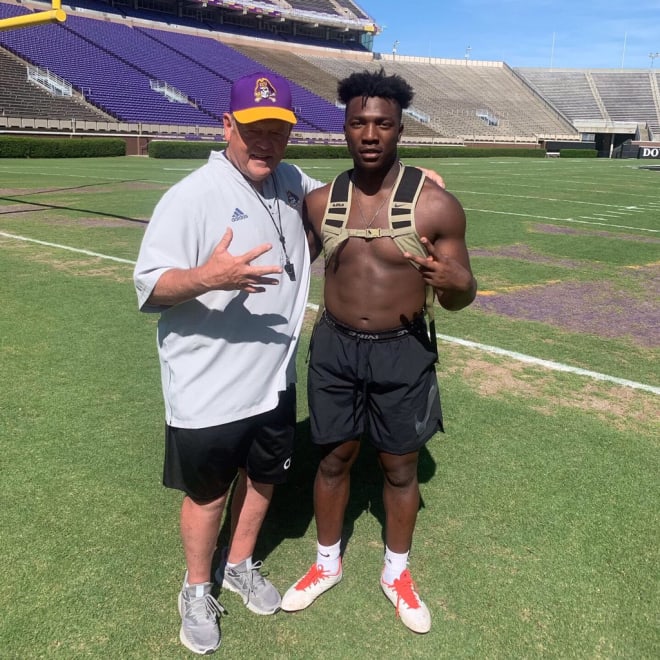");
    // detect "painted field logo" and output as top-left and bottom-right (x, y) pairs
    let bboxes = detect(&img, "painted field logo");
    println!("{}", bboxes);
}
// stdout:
(639, 147), (660, 159)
